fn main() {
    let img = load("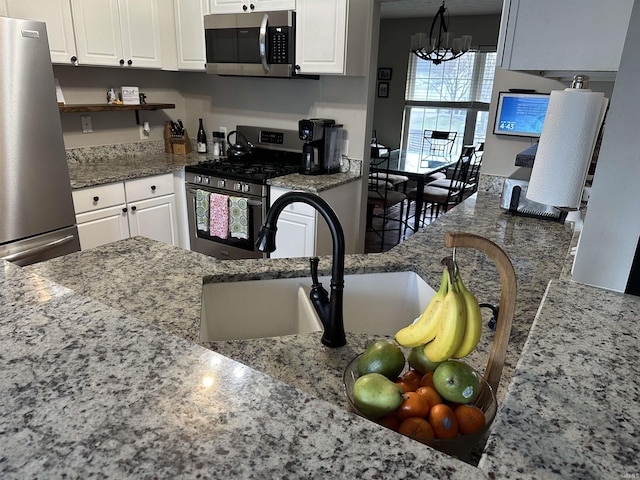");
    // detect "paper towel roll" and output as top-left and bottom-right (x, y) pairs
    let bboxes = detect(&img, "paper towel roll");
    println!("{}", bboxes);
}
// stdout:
(526, 88), (608, 209)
